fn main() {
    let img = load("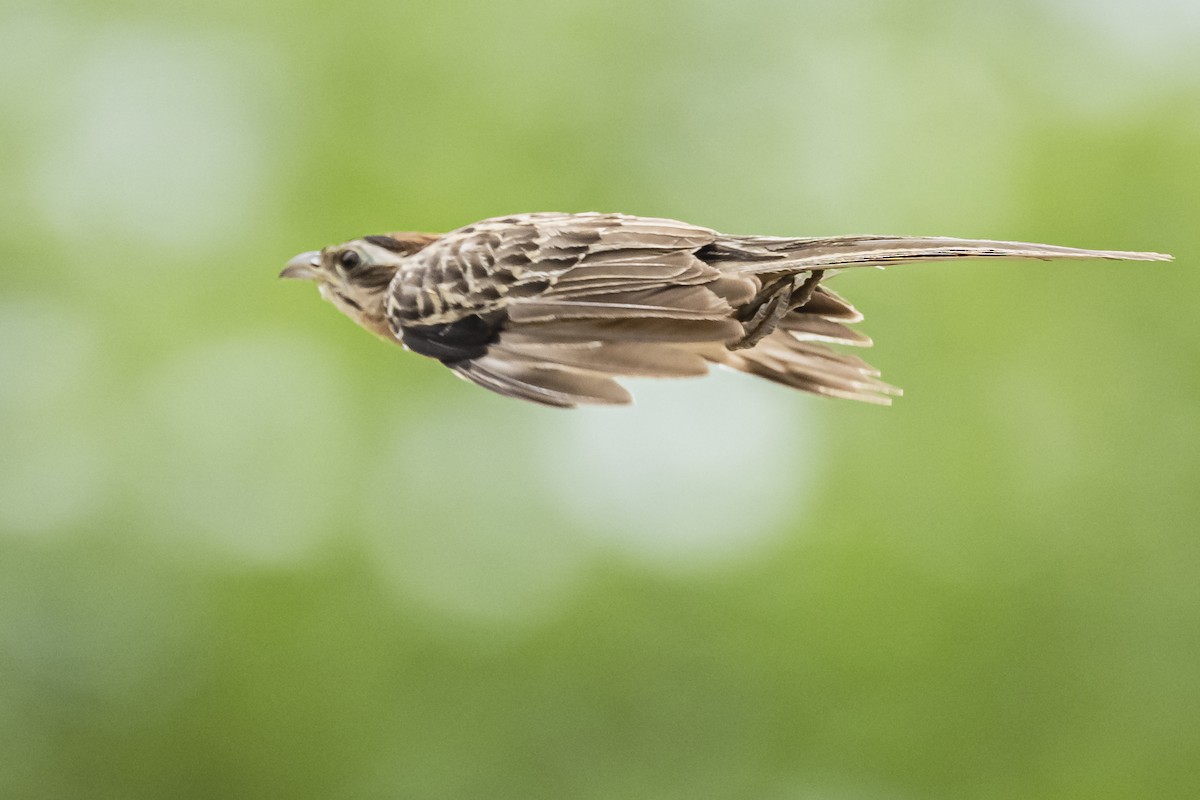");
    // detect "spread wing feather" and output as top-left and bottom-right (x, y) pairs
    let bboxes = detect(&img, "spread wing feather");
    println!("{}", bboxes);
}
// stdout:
(452, 357), (633, 408)
(492, 340), (710, 378)
(500, 317), (744, 344)
(506, 285), (735, 322)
